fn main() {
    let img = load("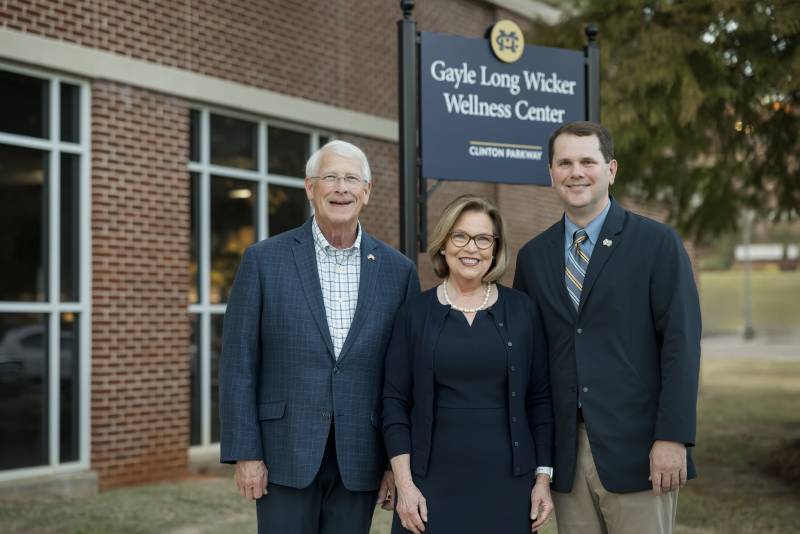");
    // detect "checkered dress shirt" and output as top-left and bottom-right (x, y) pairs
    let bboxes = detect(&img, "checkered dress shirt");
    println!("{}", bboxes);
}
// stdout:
(312, 217), (361, 359)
